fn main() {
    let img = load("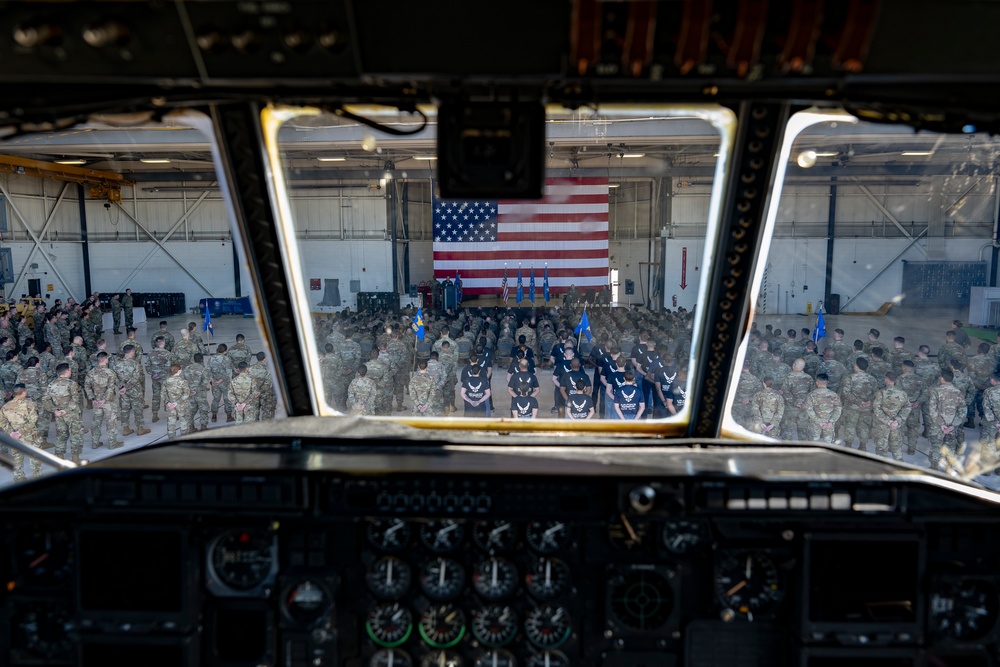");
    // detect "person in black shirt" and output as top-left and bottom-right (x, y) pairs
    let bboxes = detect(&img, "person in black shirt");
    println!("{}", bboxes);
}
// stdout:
(614, 370), (645, 420)
(566, 378), (595, 420)
(507, 358), (539, 397)
(460, 366), (491, 417)
(665, 367), (688, 416)
(650, 351), (678, 419)
(604, 356), (630, 418)
(550, 351), (574, 417)
(506, 349), (535, 378)
(510, 383), (538, 419)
